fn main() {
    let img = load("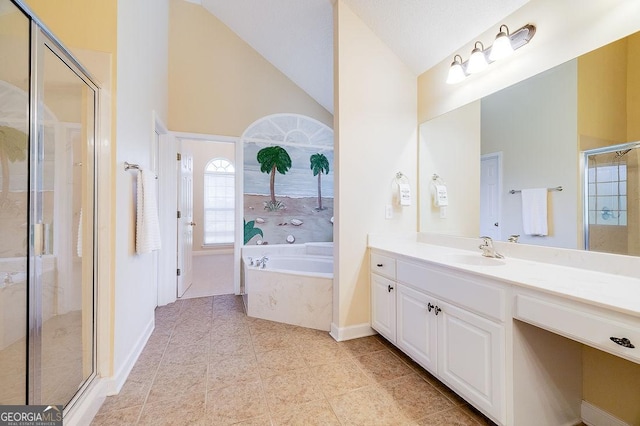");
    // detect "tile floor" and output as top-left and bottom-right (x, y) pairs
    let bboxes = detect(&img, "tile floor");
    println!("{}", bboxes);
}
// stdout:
(92, 295), (497, 425)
